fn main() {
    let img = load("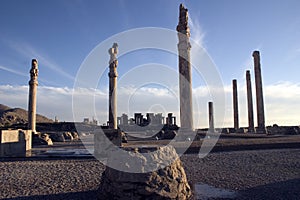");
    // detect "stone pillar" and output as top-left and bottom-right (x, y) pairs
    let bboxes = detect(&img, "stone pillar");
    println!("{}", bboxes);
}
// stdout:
(246, 70), (255, 133)
(208, 102), (214, 132)
(108, 43), (118, 129)
(28, 59), (38, 133)
(232, 79), (239, 130)
(177, 4), (193, 131)
(253, 51), (266, 133)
